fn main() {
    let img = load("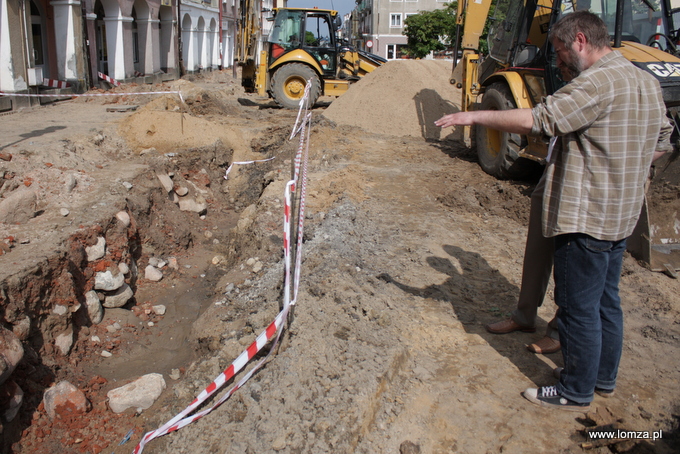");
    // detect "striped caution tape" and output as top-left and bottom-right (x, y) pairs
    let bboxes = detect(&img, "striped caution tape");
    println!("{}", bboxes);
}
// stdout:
(223, 157), (277, 179)
(98, 71), (121, 86)
(133, 308), (289, 453)
(133, 79), (314, 454)
(0, 90), (181, 98)
(42, 78), (70, 89)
